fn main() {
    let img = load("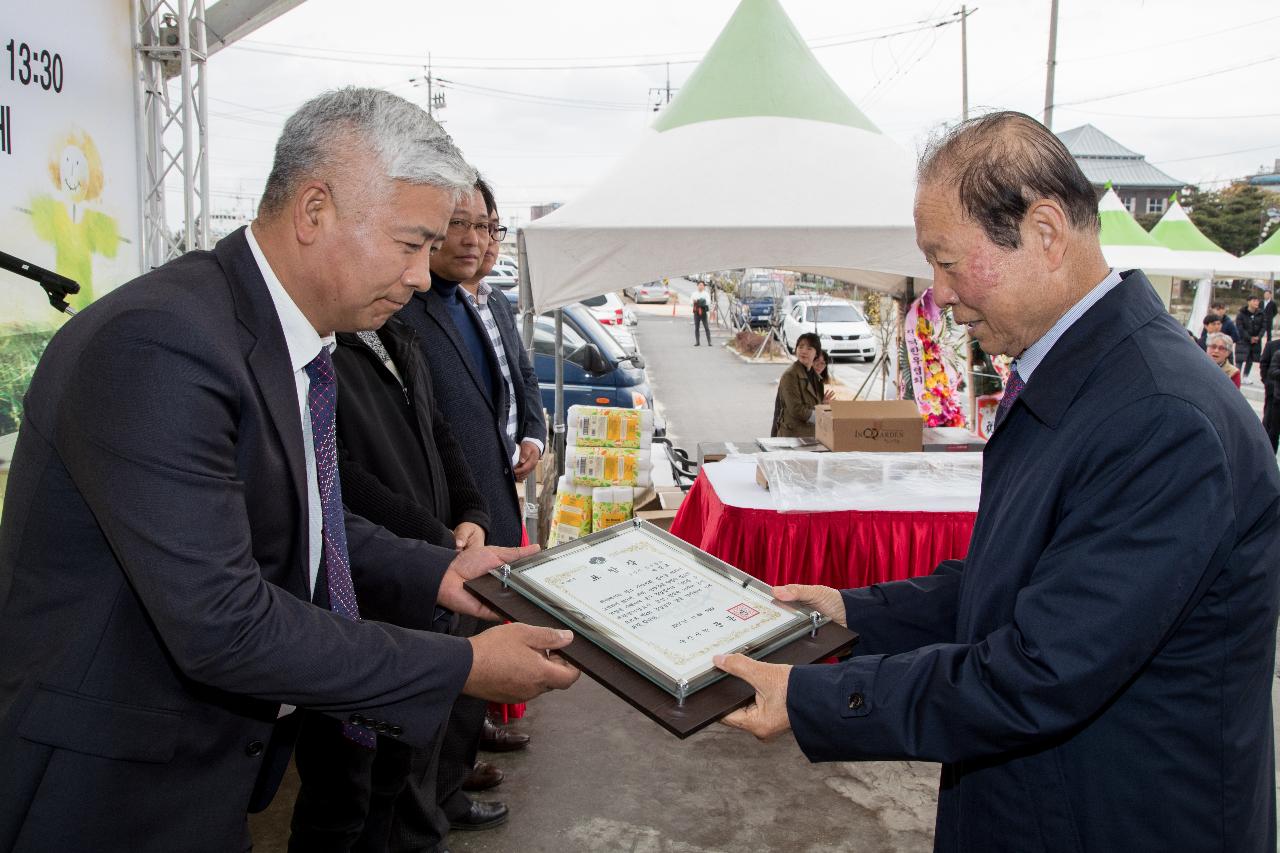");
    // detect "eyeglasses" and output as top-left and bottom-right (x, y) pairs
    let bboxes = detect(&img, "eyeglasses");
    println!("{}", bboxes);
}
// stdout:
(1206, 344), (1231, 352)
(448, 219), (507, 240)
